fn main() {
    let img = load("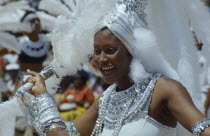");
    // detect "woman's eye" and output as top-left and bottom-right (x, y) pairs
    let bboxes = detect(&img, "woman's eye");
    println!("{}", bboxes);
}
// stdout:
(106, 48), (117, 54)
(94, 49), (101, 55)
